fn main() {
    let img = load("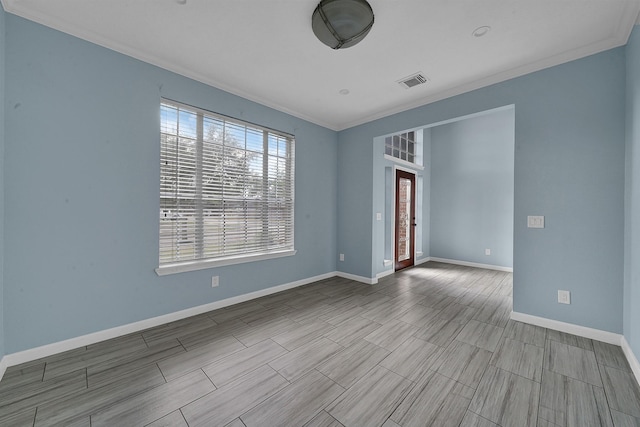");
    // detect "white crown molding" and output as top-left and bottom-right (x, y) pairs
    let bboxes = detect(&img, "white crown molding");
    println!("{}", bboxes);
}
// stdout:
(429, 257), (513, 273)
(3, 0), (639, 132)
